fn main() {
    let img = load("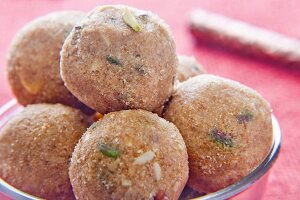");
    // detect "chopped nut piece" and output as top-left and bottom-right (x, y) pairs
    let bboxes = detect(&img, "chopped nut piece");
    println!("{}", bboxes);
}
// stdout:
(237, 109), (254, 124)
(122, 7), (141, 31)
(153, 162), (161, 181)
(134, 150), (155, 165)
(122, 179), (132, 187)
(173, 181), (180, 192)
(19, 74), (41, 95)
(209, 127), (233, 147)
(90, 124), (97, 130)
(93, 112), (104, 121)
(106, 55), (122, 66)
(98, 5), (115, 11)
(98, 142), (120, 158)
